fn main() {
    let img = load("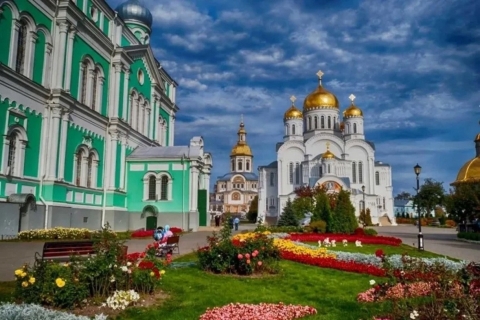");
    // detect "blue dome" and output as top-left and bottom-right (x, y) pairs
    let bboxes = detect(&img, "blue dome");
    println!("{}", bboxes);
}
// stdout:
(116, 0), (153, 29)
